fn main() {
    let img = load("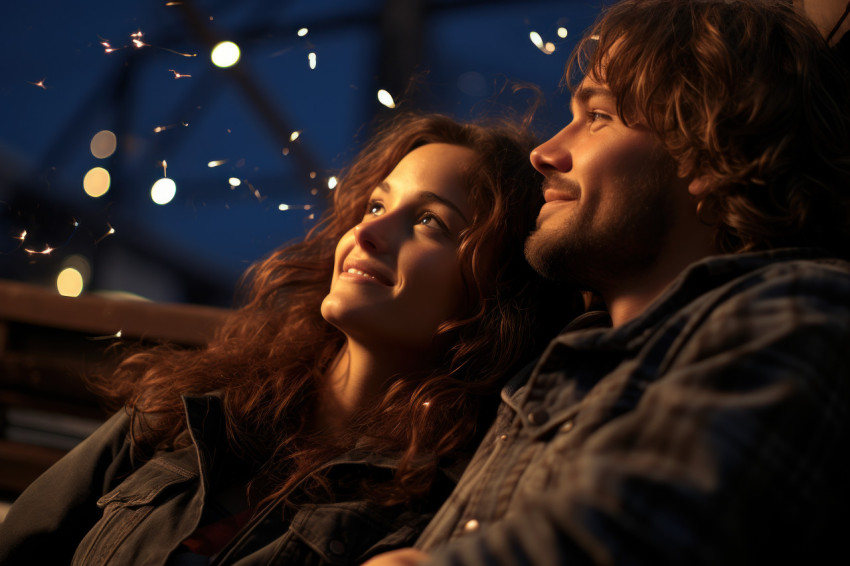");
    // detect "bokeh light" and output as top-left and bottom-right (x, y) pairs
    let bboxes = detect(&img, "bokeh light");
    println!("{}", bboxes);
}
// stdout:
(557, 27), (569, 38)
(83, 167), (111, 198)
(90, 130), (117, 159)
(308, 52), (317, 69)
(57, 267), (84, 297)
(211, 41), (241, 68)
(151, 177), (177, 205)
(377, 89), (395, 108)
(328, 176), (338, 189)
